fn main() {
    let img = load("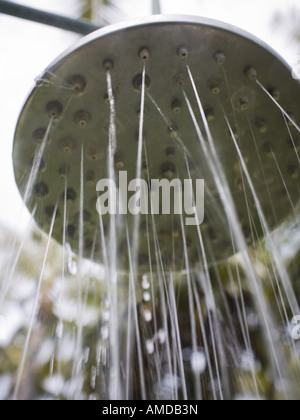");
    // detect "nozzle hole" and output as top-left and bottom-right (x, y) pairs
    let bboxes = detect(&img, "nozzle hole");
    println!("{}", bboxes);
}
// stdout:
(133, 73), (151, 91)
(34, 182), (49, 198)
(66, 188), (77, 201)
